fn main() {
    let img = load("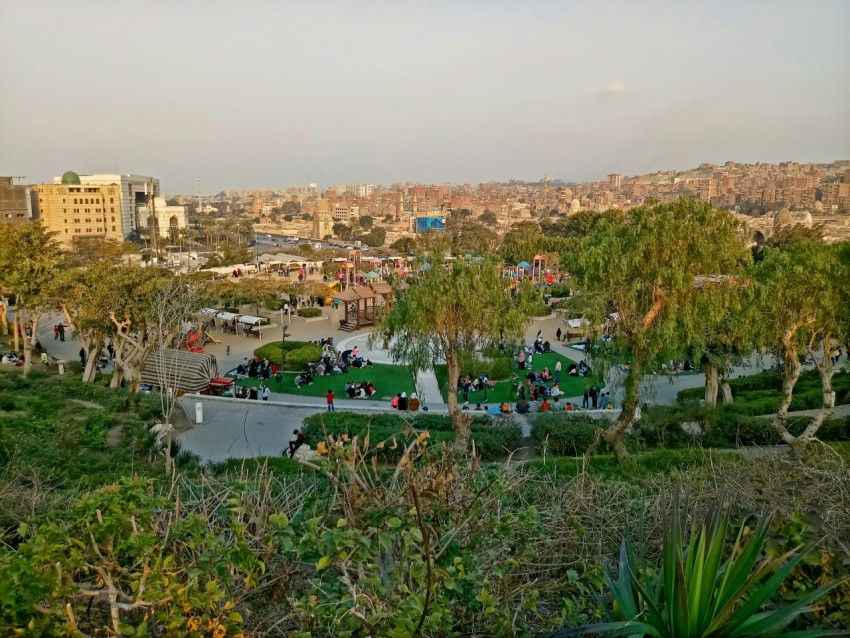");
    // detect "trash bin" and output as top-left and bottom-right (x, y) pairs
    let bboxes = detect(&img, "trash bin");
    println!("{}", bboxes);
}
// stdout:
(195, 402), (203, 424)
(57, 360), (66, 375)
